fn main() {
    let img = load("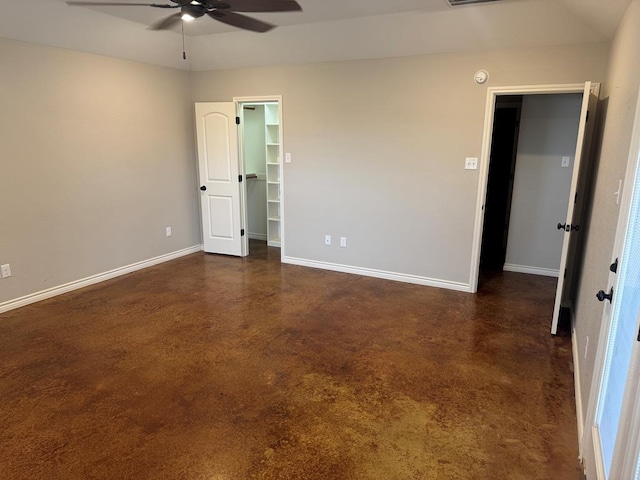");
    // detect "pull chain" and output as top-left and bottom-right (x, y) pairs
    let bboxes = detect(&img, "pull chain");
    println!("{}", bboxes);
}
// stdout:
(181, 20), (186, 60)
